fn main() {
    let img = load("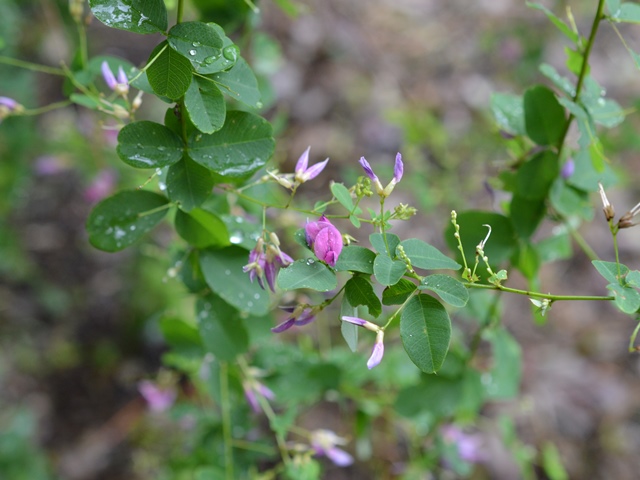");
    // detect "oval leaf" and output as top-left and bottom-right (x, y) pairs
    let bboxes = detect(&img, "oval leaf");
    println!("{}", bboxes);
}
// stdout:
(373, 255), (406, 286)
(515, 151), (559, 200)
(608, 283), (640, 314)
(174, 208), (230, 248)
(184, 78), (226, 134)
(277, 259), (337, 292)
(340, 296), (359, 352)
(89, 0), (168, 34)
(524, 85), (566, 145)
(86, 190), (169, 252)
(188, 111), (274, 178)
(167, 21), (223, 69)
(199, 247), (270, 315)
(209, 57), (261, 108)
(419, 274), (469, 308)
(166, 156), (214, 211)
(334, 245), (376, 274)
(382, 278), (417, 305)
(147, 41), (193, 100)
(398, 238), (461, 271)
(117, 121), (184, 169)
(344, 276), (382, 318)
(400, 294), (452, 373)
(197, 23), (237, 74)
(197, 293), (248, 361)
